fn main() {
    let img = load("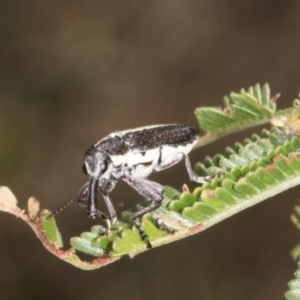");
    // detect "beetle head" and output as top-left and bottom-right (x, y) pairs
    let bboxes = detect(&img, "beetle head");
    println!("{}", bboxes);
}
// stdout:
(82, 148), (112, 179)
